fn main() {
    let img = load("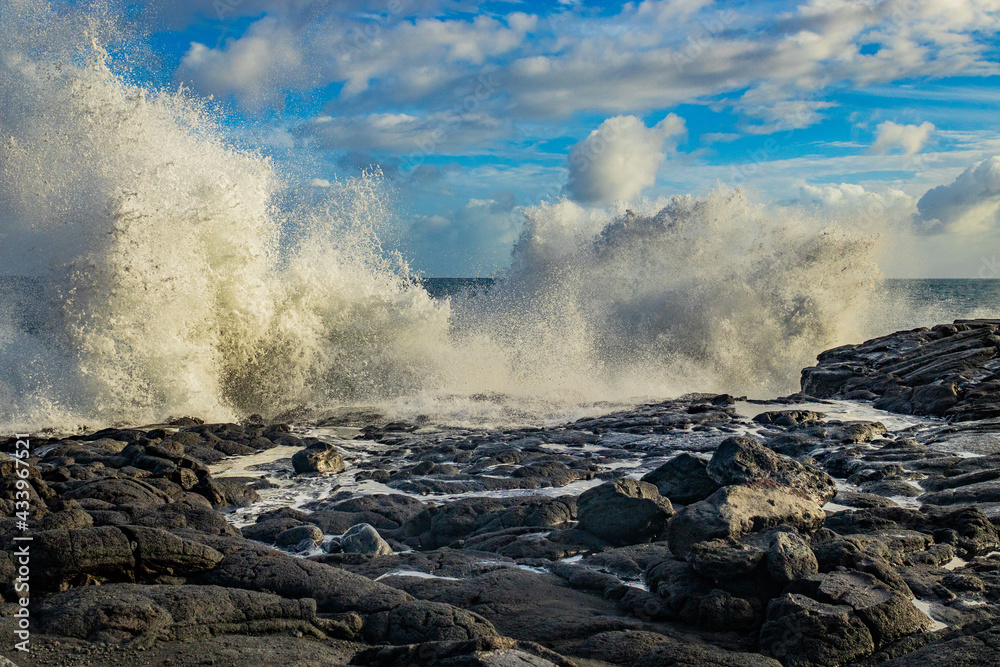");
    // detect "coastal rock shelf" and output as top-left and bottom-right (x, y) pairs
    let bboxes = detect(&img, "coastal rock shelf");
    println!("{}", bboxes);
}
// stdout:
(4, 323), (1000, 665)
(801, 319), (1000, 420)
